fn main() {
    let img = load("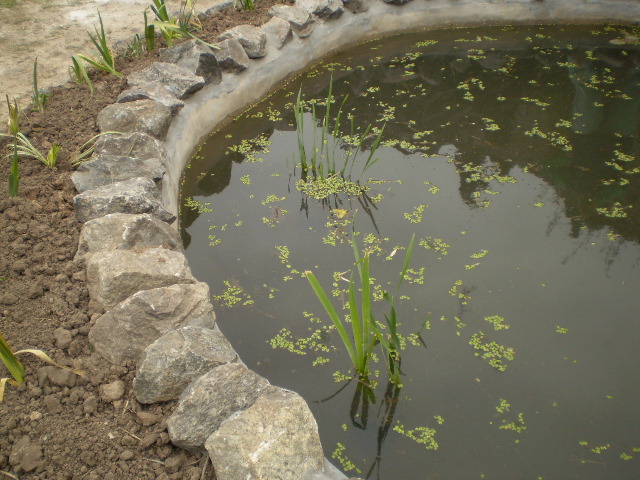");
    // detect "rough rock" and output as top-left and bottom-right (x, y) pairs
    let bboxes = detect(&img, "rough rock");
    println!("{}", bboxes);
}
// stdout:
(93, 132), (168, 164)
(71, 155), (165, 193)
(159, 39), (222, 84)
(85, 248), (195, 312)
(206, 388), (324, 480)
(37, 366), (77, 388)
(97, 99), (172, 140)
(73, 177), (175, 224)
(9, 436), (43, 473)
(167, 363), (273, 451)
(117, 84), (185, 115)
(218, 25), (267, 59)
(134, 326), (238, 404)
(212, 38), (250, 73)
(75, 213), (183, 262)
(53, 327), (72, 349)
(0, 292), (19, 305)
(89, 282), (214, 364)
(341, 0), (368, 13)
(99, 380), (125, 402)
(261, 16), (293, 50)
(269, 5), (315, 38)
(127, 62), (206, 100)
(297, 0), (344, 20)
